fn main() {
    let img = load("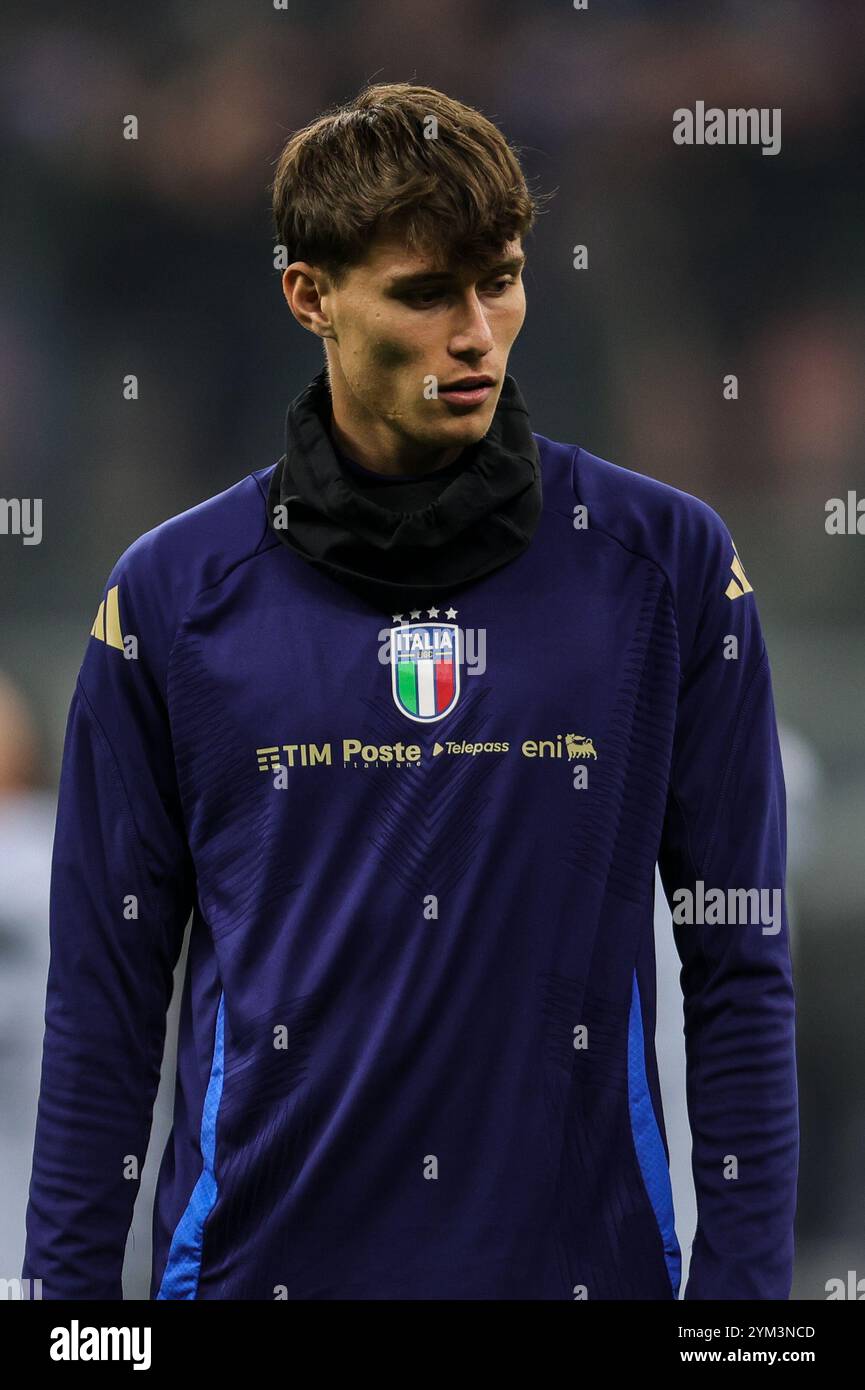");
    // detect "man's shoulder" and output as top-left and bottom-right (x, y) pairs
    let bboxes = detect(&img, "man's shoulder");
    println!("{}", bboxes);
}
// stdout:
(119, 463), (276, 573)
(92, 464), (279, 668)
(535, 432), (737, 600)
